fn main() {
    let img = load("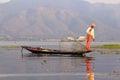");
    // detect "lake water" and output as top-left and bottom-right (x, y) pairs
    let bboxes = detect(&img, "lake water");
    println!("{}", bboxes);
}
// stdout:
(0, 47), (120, 80)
